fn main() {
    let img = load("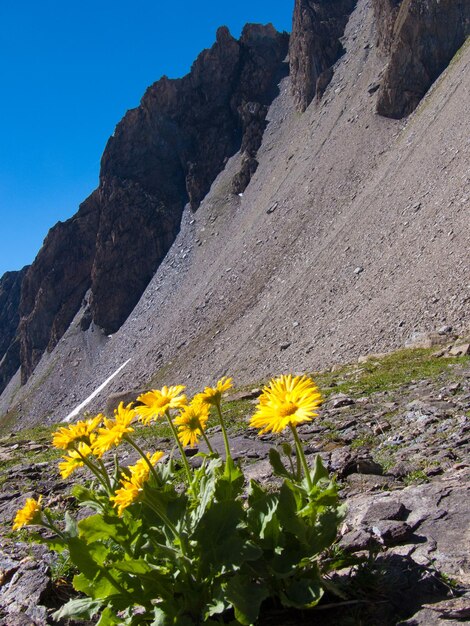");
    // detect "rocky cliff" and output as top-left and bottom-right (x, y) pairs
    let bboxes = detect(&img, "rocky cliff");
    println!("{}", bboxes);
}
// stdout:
(18, 192), (100, 384)
(289, 0), (357, 110)
(10, 24), (288, 384)
(375, 0), (470, 118)
(91, 24), (288, 333)
(0, 267), (28, 394)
